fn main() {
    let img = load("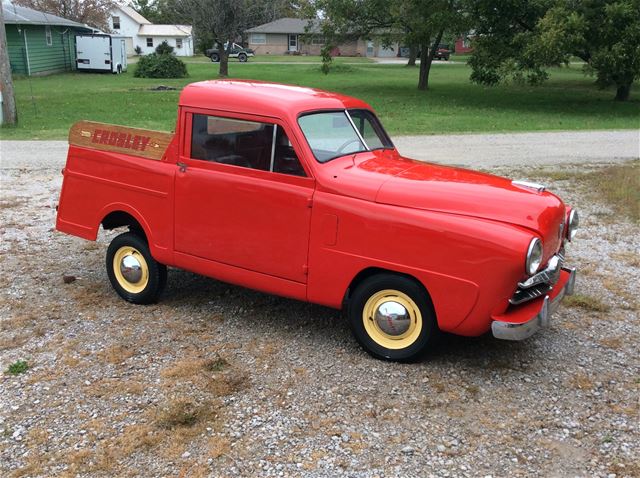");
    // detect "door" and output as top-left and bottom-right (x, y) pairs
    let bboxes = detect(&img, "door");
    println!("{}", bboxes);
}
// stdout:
(288, 34), (298, 52)
(366, 41), (374, 57)
(124, 37), (134, 56)
(174, 112), (314, 284)
(76, 35), (111, 71)
(377, 44), (396, 57)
